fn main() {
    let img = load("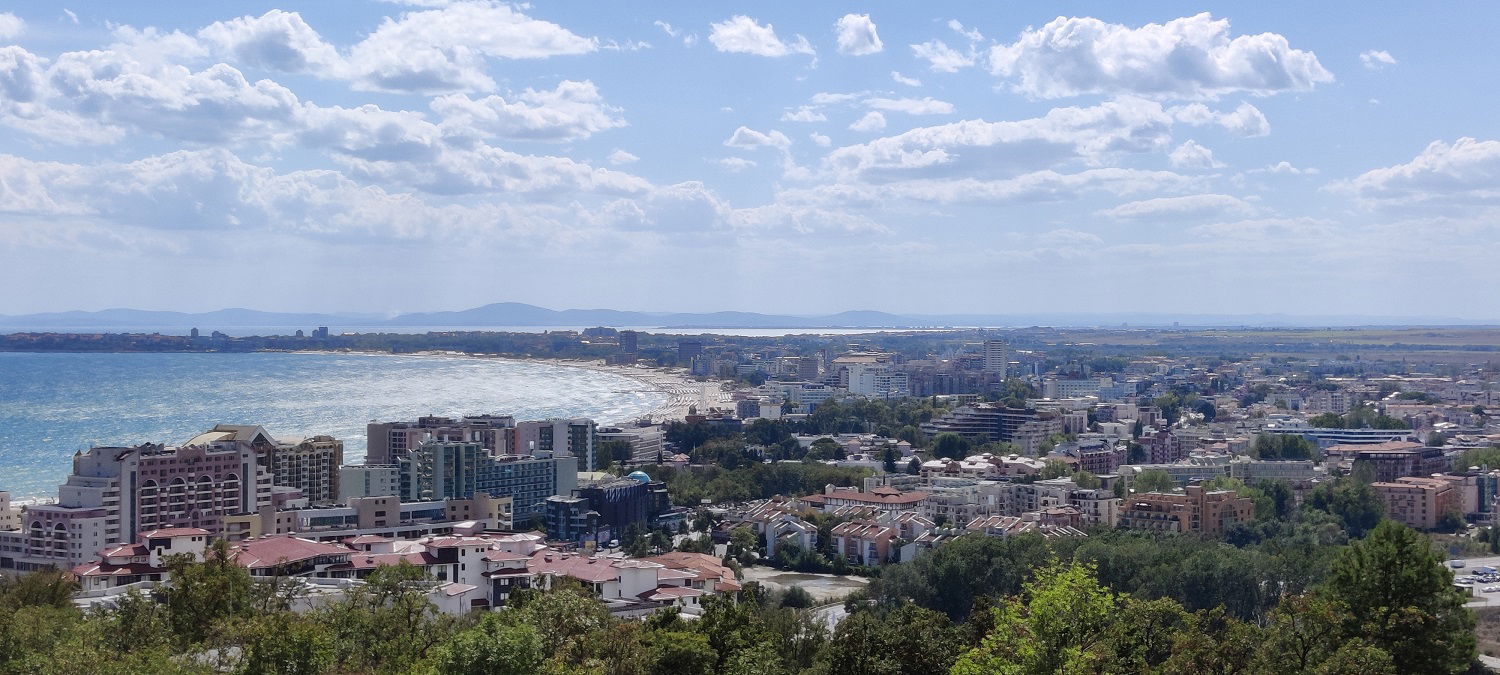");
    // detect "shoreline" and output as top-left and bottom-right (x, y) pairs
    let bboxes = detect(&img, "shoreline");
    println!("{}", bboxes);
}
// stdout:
(284, 348), (734, 425)
(0, 350), (735, 501)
